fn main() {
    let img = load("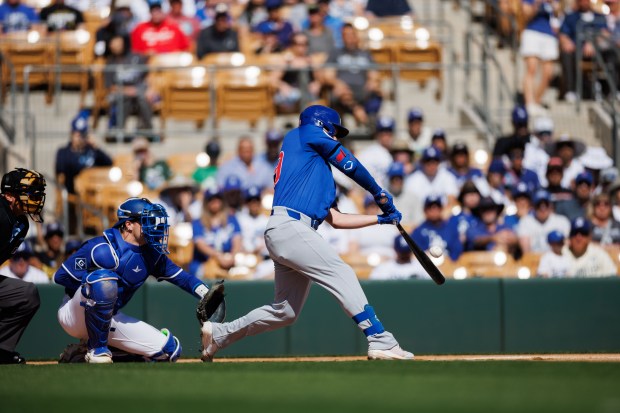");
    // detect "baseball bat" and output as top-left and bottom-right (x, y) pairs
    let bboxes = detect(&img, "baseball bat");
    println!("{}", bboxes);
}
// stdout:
(396, 223), (446, 285)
